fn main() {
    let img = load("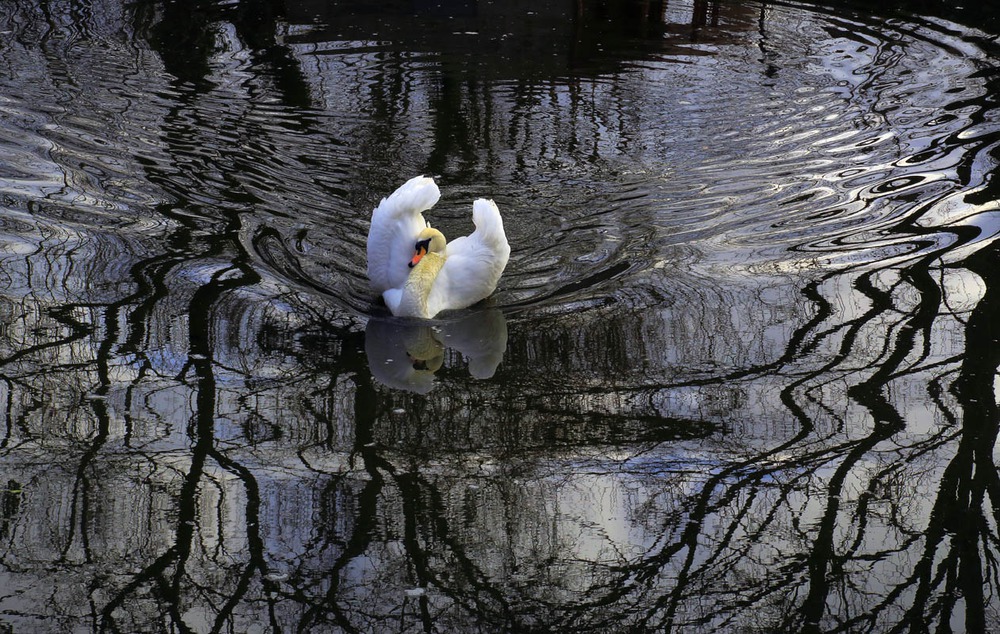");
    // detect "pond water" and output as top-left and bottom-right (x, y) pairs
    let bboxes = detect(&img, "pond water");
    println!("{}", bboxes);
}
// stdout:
(1, 0), (999, 631)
